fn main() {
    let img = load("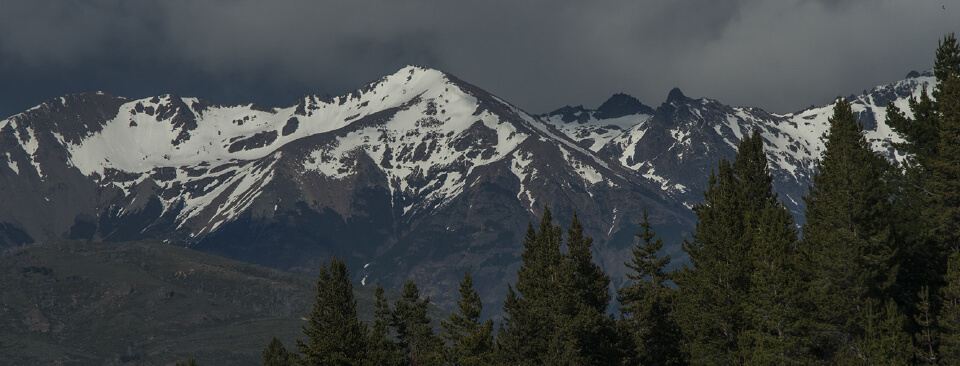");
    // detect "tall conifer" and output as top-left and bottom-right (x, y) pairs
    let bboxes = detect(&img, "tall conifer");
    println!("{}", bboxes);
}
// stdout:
(560, 212), (619, 365)
(497, 208), (618, 364)
(928, 37), (960, 363)
(618, 210), (685, 365)
(886, 33), (960, 362)
(677, 130), (809, 363)
(392, 279), (443, 366)
(744, 201), (811, 365)
(498, 209), (565, 363)
(296, 258), (368, 365)
(940, 252), (960, 363)
(676, 157), (747, 364)
(926, 34), (960, 257)
(441, 272), (494, 366)
(367, 283), (404, 366)
(800, 98), (904, 361)
(263, 337), (296, 366)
